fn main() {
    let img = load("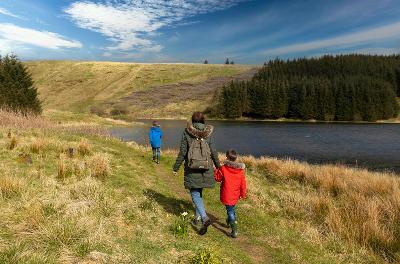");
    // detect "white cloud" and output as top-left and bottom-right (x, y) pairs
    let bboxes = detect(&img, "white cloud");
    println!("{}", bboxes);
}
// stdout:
(262, 21), (400, 56)
(65, 0), (248, 53)
(0, 7), (23, 19)
(0, 23), (82, 52)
